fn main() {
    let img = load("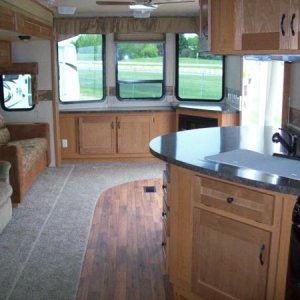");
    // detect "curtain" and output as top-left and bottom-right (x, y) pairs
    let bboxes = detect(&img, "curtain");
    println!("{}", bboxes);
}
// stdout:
(55, 16), (199, 41)
(241, 60), (284, 127)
